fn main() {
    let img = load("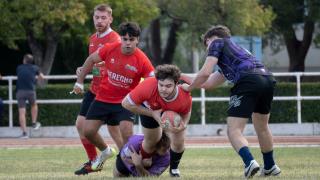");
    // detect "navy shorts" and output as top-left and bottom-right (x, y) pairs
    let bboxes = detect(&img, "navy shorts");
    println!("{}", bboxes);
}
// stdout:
(16, 90), (36, 108)
(86, 100), (135, 126)
(79, 91), (95, 116)
(228, 74), (276, 118)
(140, 115), (160, 129)
(116, 154), (131, 176)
